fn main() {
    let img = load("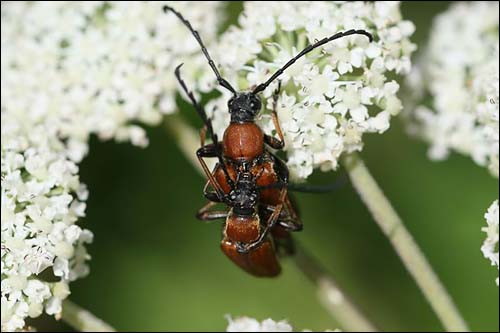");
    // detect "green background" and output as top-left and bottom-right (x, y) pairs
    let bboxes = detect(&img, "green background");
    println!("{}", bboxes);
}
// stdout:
(37, 2), (498, 332)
